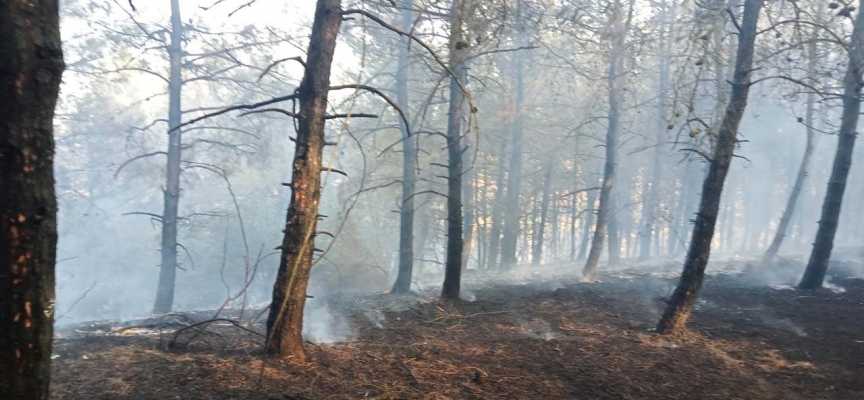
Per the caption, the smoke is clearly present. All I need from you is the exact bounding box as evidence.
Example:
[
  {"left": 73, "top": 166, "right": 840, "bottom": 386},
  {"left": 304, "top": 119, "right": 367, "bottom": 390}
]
[{"left": 302, "top": 297, "right": 353, "bottom": 344}]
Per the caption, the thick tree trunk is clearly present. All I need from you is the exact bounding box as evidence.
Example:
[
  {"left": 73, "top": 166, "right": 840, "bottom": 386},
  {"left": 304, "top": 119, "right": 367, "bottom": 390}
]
[
  {"left": 799, "top": 0, "right": 864, "bottom": 289},
  {"left": 266, "top": 0, "right": 342, "bottom": 359},
  {"left": 152, "top": 0, "right": 185, "bottom": 314},
  {"left": 0, "top": 1, "right": 64, "bottom": 398},
  {"left": 532, "top": 163, "right": 554, "bottom": 265},
  {"left": 657, "top": 0, "right": 764, "bottom": 334},
  {"left": 391, "top": 3, "right": 415, "bottom": 294},
  {"left": 441, "top": 0, "right": 467, "bottom": 300}
]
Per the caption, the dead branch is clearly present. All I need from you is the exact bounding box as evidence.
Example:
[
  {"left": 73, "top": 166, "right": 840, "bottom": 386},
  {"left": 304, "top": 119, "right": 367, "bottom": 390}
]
[
  {"left": 341, "top": 9, "right": 469, "bottom": 96},
  {"left": 238, "top": 108, "right": 299, "bottom": 119},
  {"left": 322, "top": 167, "right": 348, "bottom": 177},
  {"left": 55, "top": 281, "right": 97, "bottom": 320},
  {"left": 114, "top": 151, "right": 167, "bottom": 178},
  {"left": 169, "top": 318, "right": 265, "bottom": 348},
  {"left": 560, "top": 187, "right": 601, "bottom": 197},
  {"left": 257, "top": 56, "right": 306, "bottom": 81},
  {"left": 173, "top": 93, "right": 300, "bottom": 131},
  {"left": 329, "top": 84, "right": 410, "bottom": 135},
  {"left": 324, "top": 113, "right": 379, "bottom": 120},
  {"left": 122, "top": 211, "right": 163, "bottom": 220}
]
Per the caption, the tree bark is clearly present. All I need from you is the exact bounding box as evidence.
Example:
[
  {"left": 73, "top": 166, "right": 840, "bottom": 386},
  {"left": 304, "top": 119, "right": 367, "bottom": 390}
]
[
  {"left": 640, "top": 0, "right": 674, "bottom": 261},
  {"left": 441, "top": 0, "right": 467, "bottom": 300},
  {"left": 657, "top": 0, "right": 764, "bottom": 334},
  {"left": 266, "top": 0, "right": 342, "bottom": 359},
  {"left": 461, "top": 132, "right": 475, "bottom": 269},
  {"left": 0, "top": 1, "right": 64, "bottom": 398},
  {"left": 500, "top": 1, "right": 526, "bottom": 270},
  {"left": 577, "top": 189, "right": 597, "bottom": 261},
  {"left": 583, "top": 0, "right": 631, "bottom": 280},
  {"left": 799, "top": 0, "right": 864, "bottom": 289},
  {"left": 532, "top": 163, "right": 554, "bottom": 265},
  {"left": 761, "top": 11, "right": 821, "bottom": 265},
  {"left": 391, "top": 2, "right": 415, "bottom": 294},
  {"left": 152, "top": 0, "right": 185, "bottom": 314},
  {"left": 486, "top": 141, "right": 508, "bottom": 269},
  {"left": 606, "top": 194, "right": 621, "bottom": 266}
]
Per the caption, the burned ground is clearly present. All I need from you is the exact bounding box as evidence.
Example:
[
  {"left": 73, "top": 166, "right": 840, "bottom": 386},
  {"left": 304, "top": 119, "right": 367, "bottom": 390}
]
[{"left": 51, "top": 263, "right": 864, "bottom": 400}]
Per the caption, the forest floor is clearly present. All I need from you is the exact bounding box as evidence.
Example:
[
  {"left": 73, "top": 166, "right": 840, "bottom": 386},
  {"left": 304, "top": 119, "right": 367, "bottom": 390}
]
[{"left": 51, "top": 257, "right": 864, "bottom": 400}]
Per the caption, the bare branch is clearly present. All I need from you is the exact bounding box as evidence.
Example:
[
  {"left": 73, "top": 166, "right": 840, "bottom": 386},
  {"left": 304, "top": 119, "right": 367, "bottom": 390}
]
[
  {"left": 173, "top": 93, "right": 300, "bottom": 130},
  {"left": 114, "top": 151, "right": 167, "bottom": 178},
  {"left": 324, "top": 113, "right": 379, "bottom": 120},
  {"left": 341, "top": 9, "right": 470, "bottom": 96},
  {"left": 257, "top": 56, "right": 305, "bottom": 81},
  {"left": 322, "top": 167, "right": 348, "bottom": 177},
  {"left": 329, "top": 84, "right": 410, "bottom": 134},
  {"left": 238, "top": 108, "right": 299, "bottom": 119},
  {"left": 122, "top": 211, "right": 163, "bottom": 220}
]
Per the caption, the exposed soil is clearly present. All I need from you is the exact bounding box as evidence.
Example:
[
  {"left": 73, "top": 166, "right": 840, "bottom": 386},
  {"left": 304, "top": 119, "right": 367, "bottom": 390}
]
[{"left": 51, "top": 263, "right": 864, "bottom": 399}]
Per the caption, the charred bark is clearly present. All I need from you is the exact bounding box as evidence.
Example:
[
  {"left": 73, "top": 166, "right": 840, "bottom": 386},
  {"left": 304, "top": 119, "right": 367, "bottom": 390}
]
[
  {"left": 266, "top": 0, "right": 342, "bottom": 359},
  {"left": 657, "top": 0, "right": 764, "bottom": 334},
  {"left": 799, "top": 0, "right": 864, "bottom": 290},
  {"left": 0, "top": 1, "right": 64, "bottom": 398},
  {"left": 441, "top": 0, "right": 467, "bottom": 300}
]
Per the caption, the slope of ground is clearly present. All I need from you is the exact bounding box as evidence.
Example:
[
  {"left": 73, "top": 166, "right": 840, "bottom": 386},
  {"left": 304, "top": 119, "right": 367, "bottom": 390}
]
[{"left": 51, "top": 264, "right": 864, "bottom": 400}]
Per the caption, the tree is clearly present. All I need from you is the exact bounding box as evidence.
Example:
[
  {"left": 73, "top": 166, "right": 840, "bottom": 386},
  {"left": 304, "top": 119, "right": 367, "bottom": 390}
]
[
  {"left": 799, "top": 0, "right": 864, "bottom": 290},
  {"left": 153, "top": 0, "right": 185, "bottom": 314},
  {"left": 499, "top": 0, "right": 528, "bottom": 270},
  {"left": 583, "top": 0, "right": 634, "bottom": 281},
  {"left": 761, "top": 6, "right": 822, "bottom": 265},
  {"left": 0, "top": 0, "right": 65, "bottom": 398},
  {"left": 266, "top": 0, "right": 343, "bottom": 359},
  {"left": 441, "top": 0, "right": 468, "bottom": 300},
  {"left": 390, "top": 1, "right": 416, "bottom": 295},
  {"left": 657, "top": 0, "right": 765, "bottom": 334}
]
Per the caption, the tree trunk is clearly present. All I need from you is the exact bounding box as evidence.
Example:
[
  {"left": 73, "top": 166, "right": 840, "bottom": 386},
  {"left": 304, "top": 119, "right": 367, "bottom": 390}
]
[
  {"left": 577, "top": 189, "right": 597, "bottom": 261},
  {"left": 0, "top": 1, "right": 64, "bottom": 398},
  {"left": 461, "top": 134, "right": 475, "bottom": 269},
  {"left": 761, "top": 13, "right": 820, "bottom": 265},
  {"left": 583, "top": 0, "right": 631, "bottom": 280},
  {"left": 640, "top": 0, "right": 674, "bottom": 261},
  {"left": 500, "top": 2, "right": 526, "bottom": 270},
  {"left": 152, "top": 0, "right": 185, "bottom": 314},
  {"left": 266, "top": 0, "right": 342, "bottom": 359},
  {"left": 799, "top": 0, "right": 864, "bottom": 289},
  {"left": 441, "top": 0, "right": 467, "bottom": 300},
  {"left": 606, "top": 194, "right": 621, "bottom": 266},
  {"left": 486, "top": 141, "right": 508, "bottom": 269},
  {"left": 532, "top": 163, "right": 554, "bottom": 265},
  {"left": 391, "top": 2, "right": 415, "bottom": 294},
  {"left": 657, "top": 0, "right": 764, "bottom": 334}
]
